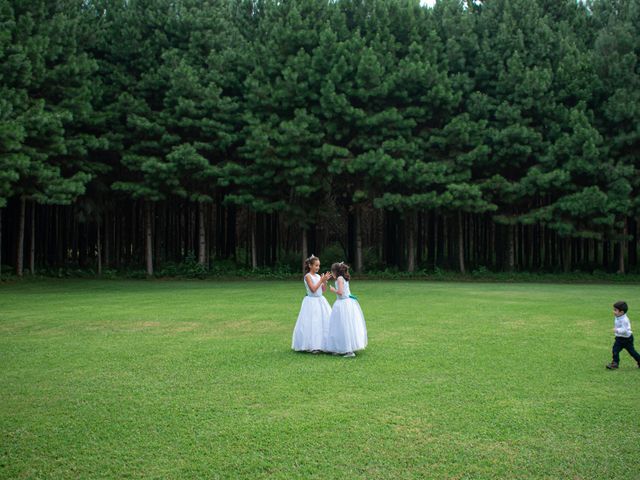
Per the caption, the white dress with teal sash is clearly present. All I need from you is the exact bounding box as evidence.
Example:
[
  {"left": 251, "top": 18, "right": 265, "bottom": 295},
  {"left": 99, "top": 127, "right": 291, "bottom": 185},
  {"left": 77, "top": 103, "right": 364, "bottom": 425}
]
[
  {"left": 326, "top": 277, "right": 368, "bottom": 353},
  {"left": 292, "top": 273, "right": 332, "bottom": 351}
]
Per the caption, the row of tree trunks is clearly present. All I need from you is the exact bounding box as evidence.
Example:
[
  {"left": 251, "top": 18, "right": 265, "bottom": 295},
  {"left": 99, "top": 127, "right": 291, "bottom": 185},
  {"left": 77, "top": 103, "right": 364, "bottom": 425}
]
[
  {"left": 1, "top": 198, "right": 638, "bottom": 275},
  {"left": 390, "top": 213, "right": 633, "bottom": 274}
]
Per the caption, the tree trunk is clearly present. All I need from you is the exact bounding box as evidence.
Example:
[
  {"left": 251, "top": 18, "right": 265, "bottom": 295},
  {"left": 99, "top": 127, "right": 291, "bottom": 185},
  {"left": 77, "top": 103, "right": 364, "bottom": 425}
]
[
  {"left": 355, "top": 208, "right": 363, "bottom": 272},
  {"left": 384, "top": 211, "right": 400, "bottom": 267},
  {"left": 78, "top": 221, "right": 87, "bottom": 268},
  {"left": 16, "top": 196, "right": 26, "bottom": 276},
  {"left": 504, "top": 224, "right": 515, "bottom": 272},
  {"left": 29, "top": 201, "right": 35, "bottom": 274},
  {"left": 251, "top": 212, "right": 257, "bottom": 270},
  {"left": 301, "top": 228, "right": 308, "bottom": 273},
  {"left": 226, "top": 204, "right": 237, "bottom": 260},
  {"left": 427, "top": 212, "right": 437, "bottom": 268},
  {"left": 208, "top": 203, "right": 215, "bottom": 266},
  {"left": 440, "top": 216, "right": 448, "bottom": 269},
  {"left": 458, "top": 211, "right": 466, "bottom": 274},
  {"left": 562, "top": 237, "right": 572, "bottom": 273},
  {"left": 435, "top": 214, "right": 442, "bottom": 268},
  {"left": 347, "top": 211, "right": 355, "bottom": 264},
  {"left": 104, "top": 211, "right": 110, "bottom": 269},
  {"left": 308, "top": 223, "right": 316, "bottom": 261},
  {"left": 198, "top": 202, "right": 206, "bottom": 266},
  {"left": 618, "top": 218, "right": 627, "bottom": 274},
  {"left": 145, "top": 201, "right": 153, "bottom": 277},
  {"left": 272, "top": 212, "right": 282, "bottom": 263},
  {"left": 115, "top": 207, "right": 121, "bottom": 267},
  {"left": 628, "top": 217, "right": 637, "bottom": 268},
  {"left": 532, "top": 225, "right": 540, "bottom": 270},
  {"left": 54, "top": 206, "right": 61, "bottom": 266},
  {"left": 0, "top": 208, "right": 3, "bottom": 278},
  {"left": 406, "top": 212, "right": 415, "bottom": 272},
  {"left": 447, "top": 216, "right": 456, "bottom": 268},
  {"left": 489, "top": 220, "right": 496, "bottom": 269},
  {"left": 154, "top": 202, "right": 164, "bottom": 266},
  {"left": 97, "top": 218, "right": 102, "bottom": 276},
  {"left": 417, "top": 212, "right": 424, "bottom": 266}
]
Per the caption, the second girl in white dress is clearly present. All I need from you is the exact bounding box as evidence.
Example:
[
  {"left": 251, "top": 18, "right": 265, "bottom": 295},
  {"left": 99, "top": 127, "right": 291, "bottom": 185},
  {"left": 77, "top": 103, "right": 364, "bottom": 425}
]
[{"left": 326, "top": 262, "right": 367, "bottom": 357}]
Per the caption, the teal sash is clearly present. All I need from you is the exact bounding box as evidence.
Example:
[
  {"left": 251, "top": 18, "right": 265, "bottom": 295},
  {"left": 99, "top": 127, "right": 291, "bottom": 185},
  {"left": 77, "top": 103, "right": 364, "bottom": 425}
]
[{"left": 349, "top": 294, "right": 358, "bottom": 301}]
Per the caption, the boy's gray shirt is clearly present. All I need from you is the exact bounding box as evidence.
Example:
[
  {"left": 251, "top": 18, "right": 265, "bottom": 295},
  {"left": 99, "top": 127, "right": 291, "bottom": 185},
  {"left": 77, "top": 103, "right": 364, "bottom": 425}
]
[{"left": 614, "top": 313, "right": 633, "bottom": 338}]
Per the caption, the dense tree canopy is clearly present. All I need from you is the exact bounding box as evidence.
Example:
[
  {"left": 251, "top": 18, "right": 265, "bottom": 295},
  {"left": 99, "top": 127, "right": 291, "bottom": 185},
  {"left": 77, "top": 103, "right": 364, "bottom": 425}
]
[{"left": 1, "top": 0, "right": 639, "bottom": 276}]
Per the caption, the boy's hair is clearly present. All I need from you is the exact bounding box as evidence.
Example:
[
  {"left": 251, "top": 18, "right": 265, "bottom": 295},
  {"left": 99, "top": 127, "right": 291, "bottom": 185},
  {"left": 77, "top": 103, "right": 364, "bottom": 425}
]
[
  {"left": 331, "top": 262, "right": 350, "bottom": 281},
  {"left": 304, "top": 254, "right": 319, "bottom": 274},
  {"left": 613, "top": 300, "right": 628, "bottom": 313}
]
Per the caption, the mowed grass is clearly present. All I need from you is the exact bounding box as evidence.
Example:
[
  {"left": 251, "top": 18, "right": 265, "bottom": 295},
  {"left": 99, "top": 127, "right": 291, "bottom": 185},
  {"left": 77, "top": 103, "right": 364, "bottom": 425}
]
[{"left": 1, "top": 279, "right": 639, "bottom": 479}]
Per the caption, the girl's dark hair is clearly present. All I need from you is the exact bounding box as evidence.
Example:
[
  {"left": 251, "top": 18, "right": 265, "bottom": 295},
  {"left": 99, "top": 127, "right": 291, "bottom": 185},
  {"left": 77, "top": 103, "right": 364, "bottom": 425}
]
[
  {"left": 331, "top": 262, "right": 350, "bottom": 281},
  {"left": 304, "top": 254, "right": 319, "bottom": 274},
  {"left": 614, "top": 300, "right": 628, "bottom": 313}
]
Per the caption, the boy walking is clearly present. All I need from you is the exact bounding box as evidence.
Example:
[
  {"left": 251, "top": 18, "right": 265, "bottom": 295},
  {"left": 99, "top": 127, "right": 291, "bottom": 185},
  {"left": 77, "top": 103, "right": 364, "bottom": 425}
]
[{"left": 606, "top": 301, "right": 640, "bottom": 370}]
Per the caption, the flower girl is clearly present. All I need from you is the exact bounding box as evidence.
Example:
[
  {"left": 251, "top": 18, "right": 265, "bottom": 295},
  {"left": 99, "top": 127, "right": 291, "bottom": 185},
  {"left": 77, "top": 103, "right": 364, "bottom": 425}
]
[
  {"left": 291, "top": 255, "right": 332, "bottom": 352},
  {"left": 326, "top": 262, "right": 367, "bottom": 357}
]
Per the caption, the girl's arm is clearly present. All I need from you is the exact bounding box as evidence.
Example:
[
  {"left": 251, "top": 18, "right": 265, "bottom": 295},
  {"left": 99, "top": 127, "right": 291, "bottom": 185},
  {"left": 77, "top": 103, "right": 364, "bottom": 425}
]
[
  {"left": 305, "top": 273, "right": 328, "bottom": 293},
  {"left": 330, "top": 276, "right": 345, "bottom": 295}
]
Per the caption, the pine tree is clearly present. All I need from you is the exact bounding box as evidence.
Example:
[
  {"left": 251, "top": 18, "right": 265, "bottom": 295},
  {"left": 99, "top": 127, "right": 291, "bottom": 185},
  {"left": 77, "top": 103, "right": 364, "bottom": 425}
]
[
  {"left": 591, "top": 0, "right": 640, "bottom": 272},
  {"left": 470, "top": 0, "right": 557, "bottom": 271},
  {"left": 161, "top": 0, "right": 244, "bottom": 266},
  {"left": 1, "top": 1, "right": 94, "bottom": 275},
  {"left": 223, "top": 0, "right": 333, "bottom": 269}
]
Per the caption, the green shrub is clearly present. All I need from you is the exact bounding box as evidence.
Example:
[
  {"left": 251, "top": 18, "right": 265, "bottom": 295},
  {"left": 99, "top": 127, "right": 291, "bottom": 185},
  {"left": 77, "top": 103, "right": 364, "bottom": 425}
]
[{"left": 319, "top": 242, "right": 346, "bottom": 268}]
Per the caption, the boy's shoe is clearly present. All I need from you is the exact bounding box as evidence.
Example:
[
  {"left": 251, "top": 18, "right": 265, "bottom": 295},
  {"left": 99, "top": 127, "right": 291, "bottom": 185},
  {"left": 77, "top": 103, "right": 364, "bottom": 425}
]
[
  {"left": 606, "top": 362, "right": 619, "bottom": 369},
  {"left": 343, "top": 352, "right": 356, "bottom": 358}
]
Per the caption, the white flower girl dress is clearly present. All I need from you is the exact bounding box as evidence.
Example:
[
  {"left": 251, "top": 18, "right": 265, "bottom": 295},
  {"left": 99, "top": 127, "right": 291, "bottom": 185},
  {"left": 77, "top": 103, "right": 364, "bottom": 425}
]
[
  {"left": 326, "top": 276, "right": 367, "bottom": 355},
  {"left": 291, "top": 273, "right": 332, "bottom": 351}
]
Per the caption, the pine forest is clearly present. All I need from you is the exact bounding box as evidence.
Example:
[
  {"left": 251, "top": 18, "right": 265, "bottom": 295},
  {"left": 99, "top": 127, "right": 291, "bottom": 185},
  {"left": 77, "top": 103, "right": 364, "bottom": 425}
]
[{"left": 1, "top": 0, "right": 640, "bottom": 276}]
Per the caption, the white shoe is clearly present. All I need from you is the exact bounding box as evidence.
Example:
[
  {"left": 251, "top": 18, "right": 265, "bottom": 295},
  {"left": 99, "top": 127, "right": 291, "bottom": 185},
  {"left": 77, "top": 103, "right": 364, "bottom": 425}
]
[{"left": 343, "top": 352, "right": 355, "bottom": 358}]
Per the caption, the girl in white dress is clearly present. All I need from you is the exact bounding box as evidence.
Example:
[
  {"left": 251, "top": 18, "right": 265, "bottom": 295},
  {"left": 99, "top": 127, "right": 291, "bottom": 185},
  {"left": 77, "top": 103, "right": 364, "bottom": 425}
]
[
  {"left": 326, "top": 262, "right": 367, "bottom": 357},
  {"left": 291, "top": 255, "right": 332, "bottom": 352}
]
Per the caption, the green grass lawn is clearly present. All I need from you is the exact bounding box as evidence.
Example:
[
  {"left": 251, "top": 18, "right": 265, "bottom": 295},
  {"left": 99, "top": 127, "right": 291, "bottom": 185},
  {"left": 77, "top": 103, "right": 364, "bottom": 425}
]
[{"left": 1, "top": 279, "right": 639, "bottom": 479}]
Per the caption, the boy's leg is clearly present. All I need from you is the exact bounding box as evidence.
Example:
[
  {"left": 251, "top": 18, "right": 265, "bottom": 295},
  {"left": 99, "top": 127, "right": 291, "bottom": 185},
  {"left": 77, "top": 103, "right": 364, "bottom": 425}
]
[
  {"left": 621, "top": 335, "right": 640, "bottom": 364},
  {"left": 612, "top": 337, "right": 624, "bottom": 365}
]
